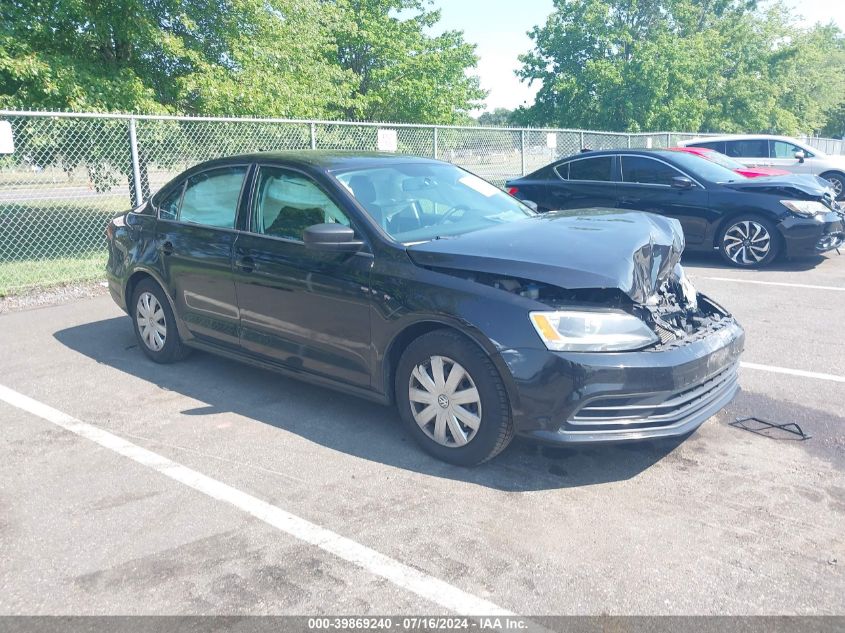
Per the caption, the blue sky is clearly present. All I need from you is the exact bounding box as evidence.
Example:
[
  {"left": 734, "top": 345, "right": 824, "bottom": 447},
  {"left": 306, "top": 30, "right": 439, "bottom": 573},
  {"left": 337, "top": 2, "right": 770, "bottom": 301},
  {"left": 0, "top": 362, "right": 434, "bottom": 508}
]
[{"left": 432, "top": 0, "right": 845, "bottom": 113}]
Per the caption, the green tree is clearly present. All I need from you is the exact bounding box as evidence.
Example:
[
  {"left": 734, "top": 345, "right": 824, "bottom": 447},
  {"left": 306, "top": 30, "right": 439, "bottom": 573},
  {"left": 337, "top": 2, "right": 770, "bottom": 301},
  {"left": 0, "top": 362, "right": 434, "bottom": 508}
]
[
  {"left": 477, "top": 108, "right": 516, "bottom": 127},
  {"left": 516, "top": 0, "right": 845, "bottom": 134},
  {"left": 328, "top": 0, "right": 487, "bottom": 124}
]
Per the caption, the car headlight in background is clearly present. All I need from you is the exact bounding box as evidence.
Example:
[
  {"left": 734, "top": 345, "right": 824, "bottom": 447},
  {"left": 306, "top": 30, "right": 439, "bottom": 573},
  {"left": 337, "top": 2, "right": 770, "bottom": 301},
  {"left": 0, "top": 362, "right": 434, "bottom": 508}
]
[
  {"left": 780, "top": 200, "right": 828, "bottom": 217},
  {"left": 529, "top": 311, "right": 659, "bottom": 352}
]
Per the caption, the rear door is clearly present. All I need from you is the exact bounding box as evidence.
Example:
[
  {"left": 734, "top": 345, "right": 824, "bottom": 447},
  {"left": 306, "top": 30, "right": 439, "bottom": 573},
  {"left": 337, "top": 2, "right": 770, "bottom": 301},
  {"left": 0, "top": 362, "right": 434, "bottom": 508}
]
[
  {"left": 615, "top": 155, "right": 712, "bottom": 246},
  {"left": 233, "top": 164, "right": 372, "bottom": 387},
  {"left": 155, "top": 164, "right": 248, "bottom": 347},
  {"left": 546, "top": 155, "right": 617, "bottom": 210}
]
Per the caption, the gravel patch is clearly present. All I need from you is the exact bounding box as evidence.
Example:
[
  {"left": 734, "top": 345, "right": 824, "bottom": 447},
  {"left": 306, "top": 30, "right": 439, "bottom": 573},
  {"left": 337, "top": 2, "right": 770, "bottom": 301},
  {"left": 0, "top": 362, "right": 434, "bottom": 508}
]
[{"left": 0, "top": 281, "right": 110, "bottom": 314}]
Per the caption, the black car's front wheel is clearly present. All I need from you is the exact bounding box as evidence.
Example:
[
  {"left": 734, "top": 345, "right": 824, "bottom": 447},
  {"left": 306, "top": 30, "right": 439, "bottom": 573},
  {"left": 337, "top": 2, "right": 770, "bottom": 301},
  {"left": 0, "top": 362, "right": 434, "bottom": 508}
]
[
  {"left": 717, "top": 215, "right": 779, "bottom": 268},
  {"left": 395, "top": 330, "right": 514, "bottom": 466},
  {"left": 131, "top": 279, "right": 190, "bottom": 363}
]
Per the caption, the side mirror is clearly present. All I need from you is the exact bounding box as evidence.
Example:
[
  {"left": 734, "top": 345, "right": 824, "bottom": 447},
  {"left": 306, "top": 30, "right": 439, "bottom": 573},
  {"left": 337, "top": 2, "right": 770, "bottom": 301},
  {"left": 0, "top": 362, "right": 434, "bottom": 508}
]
[
  {"left": 794, "top": 150, "right": 806, "bottom": 163},
  {"left": 671, "top": 176, "right": 694, "bottom": 190},
  {"left": 522, "top": 200, "right": 539, "bottom": 212},
  {"left": 303, "top": 223, "right": 364, "bottom": 253}
]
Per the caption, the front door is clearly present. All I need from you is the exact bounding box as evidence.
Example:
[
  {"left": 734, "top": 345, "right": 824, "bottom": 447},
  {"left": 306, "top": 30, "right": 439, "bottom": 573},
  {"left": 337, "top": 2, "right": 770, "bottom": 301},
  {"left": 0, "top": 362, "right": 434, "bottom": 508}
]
[
  {"left": 768, "top": 140, "right": 816, "bottom": 175},
  {"left": 616, "top": 155, "right": 712, "bottom": 245},
  {"left": 155, "top": 164, "right": 248, "bottom": 347},
  {"left": 233, "top": 165, "right": 372, "bottom": 387}
]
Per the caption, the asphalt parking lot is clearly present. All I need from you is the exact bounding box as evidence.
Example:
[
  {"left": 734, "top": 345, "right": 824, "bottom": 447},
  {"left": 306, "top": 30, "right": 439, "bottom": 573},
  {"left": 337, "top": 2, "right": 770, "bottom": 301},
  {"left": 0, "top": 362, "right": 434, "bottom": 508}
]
[{"left": 1, "top": 251, "right": 844, "bottom": 617}]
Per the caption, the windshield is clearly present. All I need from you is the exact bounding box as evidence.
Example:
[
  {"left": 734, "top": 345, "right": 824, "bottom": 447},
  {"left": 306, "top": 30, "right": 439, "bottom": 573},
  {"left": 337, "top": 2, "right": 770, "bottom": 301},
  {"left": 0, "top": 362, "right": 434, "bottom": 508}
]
[
  {"left": 333, "top": 163, "right": 535, "bottom": 243},
  {"left": 662, "top": 151, "right": 748, "bottom": 183},
  {"left": 689, "top": 149, "right": 744, "bottom": 170}
]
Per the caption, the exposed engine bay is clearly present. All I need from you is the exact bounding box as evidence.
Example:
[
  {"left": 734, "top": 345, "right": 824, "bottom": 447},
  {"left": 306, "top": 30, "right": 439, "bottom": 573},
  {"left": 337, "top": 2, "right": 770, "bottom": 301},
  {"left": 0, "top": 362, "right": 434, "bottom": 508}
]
[{"left": 430, "top": 264, "right": 732, "bottom": 350}]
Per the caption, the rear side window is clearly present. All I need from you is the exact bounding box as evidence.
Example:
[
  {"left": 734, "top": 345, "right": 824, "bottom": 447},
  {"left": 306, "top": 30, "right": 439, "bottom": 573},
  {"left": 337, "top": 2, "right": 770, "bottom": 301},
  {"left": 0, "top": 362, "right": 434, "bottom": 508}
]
[
  {"left": 621, "top": 156, "right": 681, "bottom": 186},
  {"left": 724, "top": 139, "right": 769, "bottom": 158},
  {"left": 178, "top": 166, "right": 247, "bottom": 228},
  {"left": 688, "top": 141, "right": 725, "bottom": 153},
  {"left": 567, "top": 157, "right": 612, "bottom": 181},
  {"left": 156, "top": 185, "right": 184, "bottom": 221}
]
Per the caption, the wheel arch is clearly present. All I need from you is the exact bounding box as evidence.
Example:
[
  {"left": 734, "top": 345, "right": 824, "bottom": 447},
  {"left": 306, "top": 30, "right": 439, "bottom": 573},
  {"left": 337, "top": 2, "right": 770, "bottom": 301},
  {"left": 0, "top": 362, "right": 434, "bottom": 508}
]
[
  {"left": 125, "top": 268, "right": 193, "bottom": 341},
  {"left": 381, "top": 319, "right": 520, "bottom": 410}
]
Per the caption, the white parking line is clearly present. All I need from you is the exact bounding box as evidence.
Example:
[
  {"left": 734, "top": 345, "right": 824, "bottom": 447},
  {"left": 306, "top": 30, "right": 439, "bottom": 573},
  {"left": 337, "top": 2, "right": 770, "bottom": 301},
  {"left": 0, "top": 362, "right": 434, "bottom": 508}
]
[
  {"left": 740, "top": 362, "right": 845, "bottom": 383},
  {"left": 0, "top": 383, "right": 512, "bottom": 616},
  {"left": 702, "top": 277, "right": 845, "bottom": 292}
]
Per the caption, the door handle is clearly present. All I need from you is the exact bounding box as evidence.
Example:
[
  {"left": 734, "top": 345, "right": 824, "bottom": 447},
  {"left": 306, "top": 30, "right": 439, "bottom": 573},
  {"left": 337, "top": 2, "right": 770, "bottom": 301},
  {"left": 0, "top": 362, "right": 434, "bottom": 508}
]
[
  {"left": 618, "top": 197, "right": 638, "bottom": 205},
  {"left": 236, "top": 256, "right": 255, "bottom": 273},
  {"left": 160, "top": 241, "right": 173, "bottom": 255}
]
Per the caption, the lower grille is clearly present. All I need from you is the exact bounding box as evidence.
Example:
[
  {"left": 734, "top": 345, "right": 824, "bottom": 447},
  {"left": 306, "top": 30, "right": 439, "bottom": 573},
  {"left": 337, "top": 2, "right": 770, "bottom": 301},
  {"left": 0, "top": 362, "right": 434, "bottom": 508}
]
[{"left": 568, "top": 363, "right": 739, "bottom": 431}]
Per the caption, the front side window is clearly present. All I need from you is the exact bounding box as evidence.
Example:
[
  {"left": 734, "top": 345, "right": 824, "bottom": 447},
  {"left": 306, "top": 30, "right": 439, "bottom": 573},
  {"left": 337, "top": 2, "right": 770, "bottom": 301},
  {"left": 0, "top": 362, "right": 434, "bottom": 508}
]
[
  {"left": 178, "top": 166, "right": 247, "bottom": 228},
  {"left": 724, "top": 139, "right": 769, "bottom": 158},
  {"left": 621, "top": 156, "right": 682, "bottom": 186},
  {"left": 771, "top": 140, "right": 811, "bottom": 159},
  {"left": 334, "top": 162, "right": 533, "bottom": 243},
  {"left": 567, "top": 157, "right": 613, "bottom": 181},
  {"left": 253, "top": 167, "right": 350, "bottom": 241}
]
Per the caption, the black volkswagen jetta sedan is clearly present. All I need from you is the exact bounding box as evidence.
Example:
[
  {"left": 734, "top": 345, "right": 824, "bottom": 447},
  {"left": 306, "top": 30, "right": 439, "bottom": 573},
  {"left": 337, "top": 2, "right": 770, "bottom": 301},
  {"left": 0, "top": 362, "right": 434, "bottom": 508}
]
[
  {"left": 506, "top": 149, "right": 845, "bottom": 267},
  {"left": 107, "top": 152, "right": 744, "bottom": 466}
]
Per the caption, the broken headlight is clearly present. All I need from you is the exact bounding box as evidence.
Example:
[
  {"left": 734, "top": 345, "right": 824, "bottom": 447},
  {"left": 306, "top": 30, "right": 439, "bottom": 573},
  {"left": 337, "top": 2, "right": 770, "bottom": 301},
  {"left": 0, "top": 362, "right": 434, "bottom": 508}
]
[
  {"left": 780, "top": 200, "right": 828, "bottom": 217},
  {"left": 529, "top": 310, "right": 659, "bottom": 352}
]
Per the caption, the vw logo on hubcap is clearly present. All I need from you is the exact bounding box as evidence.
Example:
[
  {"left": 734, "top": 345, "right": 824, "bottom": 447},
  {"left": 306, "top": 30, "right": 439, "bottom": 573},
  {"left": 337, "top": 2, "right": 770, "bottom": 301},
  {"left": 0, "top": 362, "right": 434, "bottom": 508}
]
[{"left": 437, "top": 394, "right": 450, "bottom": 409}]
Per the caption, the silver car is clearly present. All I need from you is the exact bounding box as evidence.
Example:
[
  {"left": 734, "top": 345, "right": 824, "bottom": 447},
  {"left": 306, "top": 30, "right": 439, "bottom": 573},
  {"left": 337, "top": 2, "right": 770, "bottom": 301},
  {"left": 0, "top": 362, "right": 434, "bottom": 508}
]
[{"left": 680, "top": 134, "right": 845, "bottom": 199}]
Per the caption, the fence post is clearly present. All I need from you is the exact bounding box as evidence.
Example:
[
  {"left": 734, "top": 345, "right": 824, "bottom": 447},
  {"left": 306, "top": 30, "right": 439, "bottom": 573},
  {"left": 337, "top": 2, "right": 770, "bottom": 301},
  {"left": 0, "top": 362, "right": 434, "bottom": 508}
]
[
  {"left": 128, "top": 117, "right": 143, "bottom": 207},
  {"left": 520, "top": 130, "right": 526, "bottom": 176},
  {"left": 310, "top": 122, "right": 317, "bottom": 150},
  {"left": 580, "top": 130, "right": 585, "bottom": 150},
  {"left": 627, "top": 134, "right": 631, "bottom": 148},
  {"left": 433, "top": 127, "right": 439, "bottom": 159}
]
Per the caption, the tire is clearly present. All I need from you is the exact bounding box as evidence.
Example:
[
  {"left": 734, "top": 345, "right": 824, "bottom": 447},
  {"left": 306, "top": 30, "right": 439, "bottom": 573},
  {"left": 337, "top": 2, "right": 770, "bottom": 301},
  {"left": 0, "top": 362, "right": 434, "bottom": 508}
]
[
  {"left": 717, "top": 215, "right": 780, "bottom": 268},
  {"left": 130, "top": 279, "right": 190, "bottom": 363},
  {"left": 821, "top": 172, "right": 845, "bottom": 200},
  {"left": 395, "top": 330, "right": 514, "bottom": 466}
]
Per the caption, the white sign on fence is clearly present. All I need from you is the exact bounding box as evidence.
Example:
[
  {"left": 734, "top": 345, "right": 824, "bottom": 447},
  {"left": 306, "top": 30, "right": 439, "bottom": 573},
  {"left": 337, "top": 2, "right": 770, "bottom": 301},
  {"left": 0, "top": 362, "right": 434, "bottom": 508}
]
[
  {"left": 0, "top": 121, "right": 14, "bottom": 154},
  {"left": 377, "top": 129, "right": 398, "bottom": 152},
  {"left": 546, "top": 133, "right": 557, "bottom": 149}
]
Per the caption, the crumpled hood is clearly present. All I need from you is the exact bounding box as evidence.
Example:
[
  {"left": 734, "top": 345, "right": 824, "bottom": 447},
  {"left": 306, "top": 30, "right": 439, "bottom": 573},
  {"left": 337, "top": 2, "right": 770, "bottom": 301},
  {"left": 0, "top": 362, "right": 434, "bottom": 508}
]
[
  {"left": 724, "top": 174, "right": 832, "bottom": 198},
  {"left": 406, "top": 209, "right": 685, "bottom": 305}
]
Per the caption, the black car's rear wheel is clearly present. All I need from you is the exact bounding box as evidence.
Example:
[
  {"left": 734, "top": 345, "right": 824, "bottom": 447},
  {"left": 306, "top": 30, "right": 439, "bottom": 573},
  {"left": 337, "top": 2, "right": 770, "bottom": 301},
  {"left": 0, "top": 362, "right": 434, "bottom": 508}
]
[
  {"left": 131, "top": 279, "right": 189, "bottom": 363},
  {"left": 717, "top": 215, "right": 779, "bottom": 268},
  {"left": 395, "top": 330, "right": 513, "bottom": 466}
]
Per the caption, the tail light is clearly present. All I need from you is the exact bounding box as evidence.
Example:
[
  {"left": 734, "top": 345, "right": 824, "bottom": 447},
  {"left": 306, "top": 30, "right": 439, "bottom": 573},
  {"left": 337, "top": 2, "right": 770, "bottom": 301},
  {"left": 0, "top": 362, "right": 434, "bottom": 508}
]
[{"left": 507, "top": 187, "right": 519, "bottom": 196}]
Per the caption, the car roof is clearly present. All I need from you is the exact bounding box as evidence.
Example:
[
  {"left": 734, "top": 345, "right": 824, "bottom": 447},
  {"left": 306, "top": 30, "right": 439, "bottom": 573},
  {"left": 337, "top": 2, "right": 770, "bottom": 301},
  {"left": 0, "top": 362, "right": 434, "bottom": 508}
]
[
  {"left": 559, "top": 149, "right": 682, "bottom": 159},
  {"left": 189, "top": 150, "right": 444, "bottom": 172},
  {"left": 680, "top": 134, "right": 804, "bottom": 145}
]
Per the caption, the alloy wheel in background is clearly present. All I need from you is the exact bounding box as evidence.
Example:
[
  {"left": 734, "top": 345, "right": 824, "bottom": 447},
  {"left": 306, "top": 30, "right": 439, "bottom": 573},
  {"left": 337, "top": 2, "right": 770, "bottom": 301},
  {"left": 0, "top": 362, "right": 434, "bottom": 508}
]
[
  {"left": 823, "top": 173, "right": 845, "bottom": 200},
  {"left": 720, "top": 219, "right": 774, "bottom": 267},
  {"left": 408, "top": 355, "right": 482, "bottom": 448},
  {"left": 136, "top": 291, "right": 167, "bottom": 352}
]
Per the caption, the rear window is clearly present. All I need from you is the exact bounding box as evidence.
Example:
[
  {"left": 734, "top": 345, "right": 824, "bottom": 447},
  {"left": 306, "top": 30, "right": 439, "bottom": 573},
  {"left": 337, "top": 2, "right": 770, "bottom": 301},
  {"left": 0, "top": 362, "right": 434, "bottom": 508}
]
[
  {"left": 688, "top": 141, "right": 726, "bottom": 153},
  {"left": 724, "top": 139, "right": 769, "bottom": 158},
  {"left": 567, "top": 156, "right": 613, "bottom": 182}
]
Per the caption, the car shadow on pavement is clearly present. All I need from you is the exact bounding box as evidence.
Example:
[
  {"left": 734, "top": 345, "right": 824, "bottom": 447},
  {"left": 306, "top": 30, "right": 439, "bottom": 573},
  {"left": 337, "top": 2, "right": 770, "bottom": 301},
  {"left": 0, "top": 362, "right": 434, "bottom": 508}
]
[
  {"left": 55, "top": 316, "right": 688, "bottom": 492},
  {"left": 681, "top": 251, "right": 829, "bottom": 272}
]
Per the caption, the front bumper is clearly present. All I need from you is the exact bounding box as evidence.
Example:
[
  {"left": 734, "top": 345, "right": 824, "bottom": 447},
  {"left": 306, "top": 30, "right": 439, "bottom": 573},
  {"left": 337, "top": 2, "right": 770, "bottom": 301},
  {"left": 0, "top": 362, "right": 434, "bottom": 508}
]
[
  {"left": 779, "top": 211, "right": 845, "bottom": 257},
  {"left": 500, "top": 319, "right": 745, "bottom": 444}
]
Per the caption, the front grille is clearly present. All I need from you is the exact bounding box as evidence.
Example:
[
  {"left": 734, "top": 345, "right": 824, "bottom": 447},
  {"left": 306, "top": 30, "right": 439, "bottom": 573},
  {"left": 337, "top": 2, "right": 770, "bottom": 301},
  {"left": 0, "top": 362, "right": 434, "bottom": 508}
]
[{"left": 568, "top": 363, "right": 739, "bottom": 431}]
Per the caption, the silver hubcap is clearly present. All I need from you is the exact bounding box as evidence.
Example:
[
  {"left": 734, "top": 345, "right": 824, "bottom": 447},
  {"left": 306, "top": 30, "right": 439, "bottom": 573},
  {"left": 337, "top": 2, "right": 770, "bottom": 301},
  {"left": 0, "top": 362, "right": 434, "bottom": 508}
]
[
  {"left": 723, "top": 220, "right": 771, "bottom": 265},
  {"left": 136, "top": 292, "right": 167, "bottom": 351},
  {"left": 826, "top": 176, "right": 843, "bottom": 197},
  {"left": 408, "top": 355, "right": 482, "bottom": 448}
]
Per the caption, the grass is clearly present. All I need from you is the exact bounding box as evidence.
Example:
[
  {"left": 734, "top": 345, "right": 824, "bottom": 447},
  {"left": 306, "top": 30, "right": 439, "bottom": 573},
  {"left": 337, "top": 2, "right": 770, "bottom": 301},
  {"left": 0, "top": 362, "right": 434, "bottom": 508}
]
[{"left": 0, "top": 197, "right": 122, "bottom": 296}]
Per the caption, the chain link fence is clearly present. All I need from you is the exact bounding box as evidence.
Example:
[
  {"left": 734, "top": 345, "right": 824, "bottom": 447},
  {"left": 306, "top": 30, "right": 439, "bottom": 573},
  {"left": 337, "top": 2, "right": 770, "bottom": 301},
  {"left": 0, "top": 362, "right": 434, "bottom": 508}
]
[{"left": 1, "top": 110, "right": 843, "bottom": 296}]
